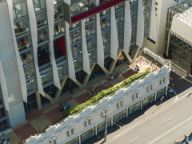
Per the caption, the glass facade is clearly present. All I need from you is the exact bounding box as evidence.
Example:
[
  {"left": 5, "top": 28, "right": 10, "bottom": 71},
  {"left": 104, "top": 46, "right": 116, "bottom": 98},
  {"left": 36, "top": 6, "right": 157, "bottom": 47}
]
[
  {"left": 165, "top": 1, "right": 192, "bottom": 74},
  {"left": 142, "top": 93, "right": 155, "bottom": 108},
  {"left": 128, "top": 101, "right": 141, "bottom": 116},
  {"left": 169, "top": 33, "right": 192, "bottom": 74},
  {"left": 97, "top": 118, "right": 111, "bottom": 134},
  {"left": 156, "top": 87, "right": 166, "bottom": 100},
  {"left": 113, "top": 110, "right": 126, "bottom": 123},
  {"left": 81, "top": 127, "right": 95, "bottom": 143},
  {"left": 10, "top": 0, "right": 154, "bottom": 116},
  {"left": 65, "top": 137, "right": 79, "bottom": 144}
]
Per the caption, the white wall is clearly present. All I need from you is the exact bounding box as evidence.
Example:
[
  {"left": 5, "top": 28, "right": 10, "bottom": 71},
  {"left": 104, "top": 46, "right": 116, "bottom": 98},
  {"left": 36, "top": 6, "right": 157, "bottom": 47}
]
[
  {"left": 26, "top": 49, "right": 171, "bottom": 144},
  {"left": 147, "top": 0, "right": 183, "bottom": 54}
]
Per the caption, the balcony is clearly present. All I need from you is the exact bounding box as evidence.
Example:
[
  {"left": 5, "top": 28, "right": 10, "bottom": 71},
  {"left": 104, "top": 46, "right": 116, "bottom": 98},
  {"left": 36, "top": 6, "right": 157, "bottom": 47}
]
[
  {"left": 26, "top": 77, "right": 36, "bottom": 93},
  {"left": 38, "top": 28, "right": 49, "bottom": 44},
  {"left": 14, "top": 24, "right": 29, "bottom": 37},
  {"left": 17, "top": 37, "right": 31, "bottom": 50},
  {"left": 38, "top": 46, "right": 50, "bottom": 67},
  {"left": 71, "top": 0, "right": 124, "bottom": 23},
  {"left": 20, "top": 51, "right": 33, "bottom": 66},
  {"left": 41, "top": 70, "right": 53, "bottom": 86}
]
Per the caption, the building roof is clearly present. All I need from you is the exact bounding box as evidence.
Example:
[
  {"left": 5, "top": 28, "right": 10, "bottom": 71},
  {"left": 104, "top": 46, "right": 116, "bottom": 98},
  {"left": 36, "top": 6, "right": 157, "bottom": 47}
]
[
  {"left": 171, "top": 7, "right": 192, "bottom": 45},
  {"left": 169, "top": 0, "right": 192, "bottom": 13},
  {"left": 177, "top": 7, "right": 192, "bottom": 27}
]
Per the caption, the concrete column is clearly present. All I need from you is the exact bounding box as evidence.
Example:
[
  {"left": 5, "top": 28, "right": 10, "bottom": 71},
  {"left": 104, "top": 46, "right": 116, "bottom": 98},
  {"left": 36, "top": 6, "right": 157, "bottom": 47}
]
[
  {"left": 135, "top": 0, "right": 145, "bottom": 58},
  {"left": 96, "top": 13, "right": 105, "bottom": 68},
  {"left": 165, "top": 86, "right": 168, "bottom": 96},
  {"left": 36, "top": 92, "right": 42, "bottom": 110},
  {"left": 140, "top": 100, "right": 143, "bottom": 110},
  {"left": 95, "top": 125, "right": 98, "bottom": 135},
  {"left": 165, "top": 31, "right": 171, "bottom": 57},
  {"left": 125, "top": 108, "right": 128, "bottom": 118},
  {"left": 155, "top": 92, "right": 157, "bottom": 101},
  {"left": 81, "top": 20, "right": 91, "bottom": 75},
  {"left": 111, "top": 116, "right": 113, "bottom": 126},
  {"left": 110, "top": 7, "right": 118, "bottom": 60},
  {"left": 124, "top": 0, "right": 132, "bottom": 54},
  {"left": 27, "top": 0, "right": 45, "bottom": 96},
  {"left": 78, "top": 135, "right": 81, "bottom": 144},
  {"left": 65, "top": 22, "right": 77, "bottom": 82},
  {"left": 46, "top": 0, "right": 61, "bottom": 89}
]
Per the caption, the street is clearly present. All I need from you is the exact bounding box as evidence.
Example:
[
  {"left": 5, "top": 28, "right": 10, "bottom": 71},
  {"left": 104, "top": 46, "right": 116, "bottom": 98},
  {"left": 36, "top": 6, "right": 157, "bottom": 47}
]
[{"left": 95, "top": 88, "right": 192, "bottom": 144}]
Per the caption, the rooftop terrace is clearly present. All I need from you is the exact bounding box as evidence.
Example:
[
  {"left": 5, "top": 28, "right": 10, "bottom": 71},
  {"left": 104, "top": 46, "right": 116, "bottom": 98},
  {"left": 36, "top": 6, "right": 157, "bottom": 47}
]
[{"left": 6, "top": 48, "right": 169, "bottom": 143}]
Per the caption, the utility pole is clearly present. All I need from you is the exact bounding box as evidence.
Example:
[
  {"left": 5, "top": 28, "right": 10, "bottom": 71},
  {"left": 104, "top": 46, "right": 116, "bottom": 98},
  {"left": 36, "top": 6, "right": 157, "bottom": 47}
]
[{"left": 104, "top": 110, "right": 108, "bottom": 142}]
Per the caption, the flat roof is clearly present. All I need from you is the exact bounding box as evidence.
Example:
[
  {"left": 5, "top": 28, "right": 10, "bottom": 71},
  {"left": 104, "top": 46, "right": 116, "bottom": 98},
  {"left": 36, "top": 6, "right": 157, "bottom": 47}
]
[{"left": 169, "top": 0, "right": 192, "bottom": 13}]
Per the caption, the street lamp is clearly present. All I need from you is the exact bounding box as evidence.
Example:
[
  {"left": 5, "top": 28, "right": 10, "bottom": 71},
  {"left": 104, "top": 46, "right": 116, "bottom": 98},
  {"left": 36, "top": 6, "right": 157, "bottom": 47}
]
[{"left": 104, "top": 110, "right": 108, "bottom": 142}]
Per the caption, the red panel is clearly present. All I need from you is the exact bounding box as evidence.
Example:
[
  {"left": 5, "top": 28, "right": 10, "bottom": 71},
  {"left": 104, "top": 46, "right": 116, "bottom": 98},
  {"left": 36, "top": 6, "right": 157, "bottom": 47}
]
[
  {"left": 71, "top": 0, "right": 124, "bottom": 23},
  {"left": 54, "top": 37, "right": 66, "bottom": 56}
]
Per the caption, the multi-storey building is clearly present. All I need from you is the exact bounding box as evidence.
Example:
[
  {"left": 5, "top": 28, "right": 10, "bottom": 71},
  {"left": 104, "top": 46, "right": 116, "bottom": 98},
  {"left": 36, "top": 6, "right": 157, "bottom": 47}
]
[
  {"left": 144, "top": 0, "right": 185, "bottom": 55},
  {"left": 165, "top": 0, "right": 192, "bottom": 75},
  {"left": 25, "top": 48, "right": 171, "bottom": 144},
  {"left": 0, "top": 0, "right": 154, "bottom": 129}
]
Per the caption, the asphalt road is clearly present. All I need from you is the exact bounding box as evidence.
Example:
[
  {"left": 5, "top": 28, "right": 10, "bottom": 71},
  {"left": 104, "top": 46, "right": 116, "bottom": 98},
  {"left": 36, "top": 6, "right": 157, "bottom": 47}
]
[{"left": 95, "top": 89, "right": 192, "bottom": 144}]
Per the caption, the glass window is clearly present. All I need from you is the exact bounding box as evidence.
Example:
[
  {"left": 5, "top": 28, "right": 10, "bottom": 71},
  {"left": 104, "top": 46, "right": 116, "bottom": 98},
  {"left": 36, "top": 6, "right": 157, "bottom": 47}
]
[
  {"left": 36, "top": 12, "right": 47, "bottom": 27},
  {"left": 14, "top": 19, "right": 29, "bottom": 36},
  {"left": 66, "top": 131, "right": 70, "bottom": 137},
  {"left": 84, "top": 121, "right": 87, "bottom": 127},
  {"left": 13, "top": 1, "right": 27, "bottom": 19},
  {"left": 17, "top": 35, "right": 31, "bottom": 50},
  {"left": 20, "top": 50, "right": 33, "bottom": 65},
  {"left": 24, "top": 64, "right": 34, "bottom": 79},
  {"left": 38, "top": 28, "right": 49, "bottom": 43},
  {"left": 54, "top": 21, "right": 65, "bottom": 36},
  {"left": 34, "top": 0, "right": 46, "bottom": 11}
]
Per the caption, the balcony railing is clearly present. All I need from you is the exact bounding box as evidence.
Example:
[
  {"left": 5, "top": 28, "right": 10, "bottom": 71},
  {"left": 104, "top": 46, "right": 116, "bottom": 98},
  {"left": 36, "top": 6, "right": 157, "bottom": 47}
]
[{"left": 71, "top": 0, "right": 124, "bottom": 23}]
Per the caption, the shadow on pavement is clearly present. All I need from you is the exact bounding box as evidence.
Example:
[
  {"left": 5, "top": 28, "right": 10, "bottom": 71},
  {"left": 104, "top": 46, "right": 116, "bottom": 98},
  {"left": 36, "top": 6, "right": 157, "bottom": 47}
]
[{"left": 170, "top": 72, "right": 192, "bottom": 94}]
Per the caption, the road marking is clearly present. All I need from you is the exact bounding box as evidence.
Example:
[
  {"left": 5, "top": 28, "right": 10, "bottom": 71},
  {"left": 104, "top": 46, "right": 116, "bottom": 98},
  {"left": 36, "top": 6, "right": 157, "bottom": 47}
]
[
  {"left": 129, "top": 136, "right": 141, "bottom": 144},
  {"left": 100, "top": 90, "right": 192, "bottom": 144},
  {"left": 147, "top": 116, "right": 192, "bottom": 144},
  {"left": 166, "top": 115, "right": 175, "bottom": 121}
]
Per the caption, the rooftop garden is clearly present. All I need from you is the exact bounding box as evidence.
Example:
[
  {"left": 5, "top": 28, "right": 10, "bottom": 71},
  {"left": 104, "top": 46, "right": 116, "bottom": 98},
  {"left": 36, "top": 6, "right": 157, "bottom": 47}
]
[{"left": 64, "top": 68, "right": 150, "bottom": 116}]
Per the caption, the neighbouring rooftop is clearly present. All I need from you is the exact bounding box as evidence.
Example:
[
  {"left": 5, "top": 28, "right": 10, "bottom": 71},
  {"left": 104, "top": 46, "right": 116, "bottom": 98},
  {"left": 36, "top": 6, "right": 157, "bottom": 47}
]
[{"left": 169, "top": 0, "right": 192, "bottom": 13}]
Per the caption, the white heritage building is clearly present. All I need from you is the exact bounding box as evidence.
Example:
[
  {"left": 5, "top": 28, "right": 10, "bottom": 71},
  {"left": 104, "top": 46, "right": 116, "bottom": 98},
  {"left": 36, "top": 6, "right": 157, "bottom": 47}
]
[{"left": 26, "top": 48, "right": 171, "bottom": 144}]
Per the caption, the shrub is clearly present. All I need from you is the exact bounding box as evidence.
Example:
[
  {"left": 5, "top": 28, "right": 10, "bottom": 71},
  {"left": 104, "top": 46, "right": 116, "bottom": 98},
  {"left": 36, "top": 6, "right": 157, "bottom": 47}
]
[{"left": 68, "top": 69, "right": 150, "bottom": 115}]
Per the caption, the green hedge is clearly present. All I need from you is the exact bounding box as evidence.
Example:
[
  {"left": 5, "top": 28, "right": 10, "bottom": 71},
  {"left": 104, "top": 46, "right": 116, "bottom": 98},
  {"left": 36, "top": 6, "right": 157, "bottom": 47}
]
[{"left": 68, "top": 69, "right": 150, "bottom": 115}]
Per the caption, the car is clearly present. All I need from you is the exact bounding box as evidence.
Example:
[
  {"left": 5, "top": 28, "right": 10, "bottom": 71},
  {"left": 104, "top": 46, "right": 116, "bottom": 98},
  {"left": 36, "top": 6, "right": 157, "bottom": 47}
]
[{"left": 63, "top": 102, "right": 73, "bottom": 111}]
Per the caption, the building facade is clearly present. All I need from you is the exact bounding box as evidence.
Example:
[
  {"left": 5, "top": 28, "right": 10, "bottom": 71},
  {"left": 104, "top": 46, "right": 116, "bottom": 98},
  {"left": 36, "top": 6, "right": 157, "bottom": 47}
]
[
  {"left": 144, "top": 0, "right": 185, "bottom": 55},
  {"left": 26, "top": 48, "right": 171, "bottom": 144},
  {"left": 0, "top": 0, "right": 154, "bottom": 128},
  {"left": 165, "top": 0, "right": 192, "bottom": 75}
]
